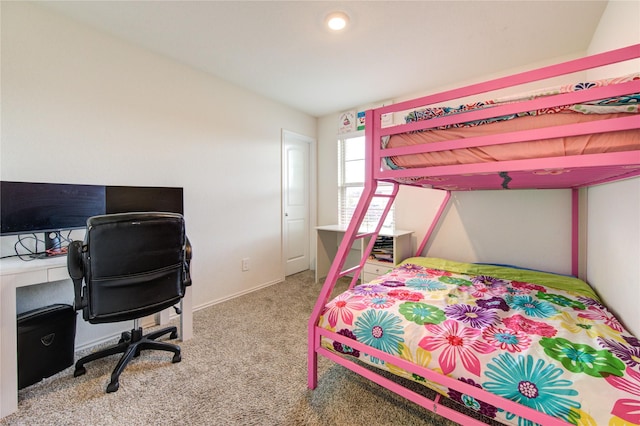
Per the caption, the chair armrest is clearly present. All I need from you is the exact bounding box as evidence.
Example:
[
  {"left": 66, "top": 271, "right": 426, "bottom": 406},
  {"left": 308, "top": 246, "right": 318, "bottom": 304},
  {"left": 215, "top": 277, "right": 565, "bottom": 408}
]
[
  {"left": 67, "top": 240, "right": 86, "bottom": 309},
  {"left": 67, "top": 241, "right": 84, "bottom": 279},
  {"left": 184, "top": 237, "right": 192, "bottom": 287}
]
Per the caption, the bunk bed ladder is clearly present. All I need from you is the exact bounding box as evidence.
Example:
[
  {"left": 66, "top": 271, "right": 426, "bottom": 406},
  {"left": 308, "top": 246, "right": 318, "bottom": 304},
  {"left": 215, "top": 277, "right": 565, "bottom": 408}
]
[
  {"left": 308, "top": 180, "right": 399, "bottom": 389},
  {"left": 334, "top": 181, "right": 400, "bottom": 289}
]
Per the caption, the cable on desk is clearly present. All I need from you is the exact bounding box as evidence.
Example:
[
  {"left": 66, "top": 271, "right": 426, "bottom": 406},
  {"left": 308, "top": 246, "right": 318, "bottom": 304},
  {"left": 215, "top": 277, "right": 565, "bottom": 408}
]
[{"left": 1, "top": 231, "right": 74, "bottom": 261}]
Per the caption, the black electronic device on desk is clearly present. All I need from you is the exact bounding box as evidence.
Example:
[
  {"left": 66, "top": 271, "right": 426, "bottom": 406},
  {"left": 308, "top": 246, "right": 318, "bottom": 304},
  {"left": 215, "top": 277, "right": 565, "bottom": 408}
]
[
  {"left": 0, "top": 181, "right": 106, "bottom": 257},
  {"left": 0, "top": 181, "right": 184, "bottom": 259}
]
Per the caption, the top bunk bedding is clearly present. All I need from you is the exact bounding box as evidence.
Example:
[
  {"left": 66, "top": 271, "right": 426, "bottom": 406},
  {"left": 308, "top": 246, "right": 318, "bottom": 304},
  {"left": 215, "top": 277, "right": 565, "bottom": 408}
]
[
  {"left": 384, "top": 74, "right": 639, "bottom": 167},
  {"left": 370, "top": 45, "right": 640, "bottom": 190}
]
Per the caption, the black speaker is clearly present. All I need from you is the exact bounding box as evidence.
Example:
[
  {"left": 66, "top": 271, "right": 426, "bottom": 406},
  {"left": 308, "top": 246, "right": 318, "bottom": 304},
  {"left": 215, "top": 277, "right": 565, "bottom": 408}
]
[
  {"left": 17, "top": 304, "right": 76, "bottom": 389},
  {"left": 44, "top": 231, "right": 66, "bottom": 256}
]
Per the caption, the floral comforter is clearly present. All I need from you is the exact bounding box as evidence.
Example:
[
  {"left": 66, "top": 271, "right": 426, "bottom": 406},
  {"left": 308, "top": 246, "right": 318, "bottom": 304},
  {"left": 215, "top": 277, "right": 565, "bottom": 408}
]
[
  {"left": 403, "top": 73, "right": 640, "bottom": 128},
  {"left": 319, "top": 257, "right": 640, "bottom": 425}
]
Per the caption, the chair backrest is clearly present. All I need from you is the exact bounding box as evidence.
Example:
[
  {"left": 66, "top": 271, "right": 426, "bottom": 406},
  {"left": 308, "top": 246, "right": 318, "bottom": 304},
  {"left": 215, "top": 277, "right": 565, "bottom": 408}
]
[{"left": 71, "top": 212, "right": 190, "bottom": 324}]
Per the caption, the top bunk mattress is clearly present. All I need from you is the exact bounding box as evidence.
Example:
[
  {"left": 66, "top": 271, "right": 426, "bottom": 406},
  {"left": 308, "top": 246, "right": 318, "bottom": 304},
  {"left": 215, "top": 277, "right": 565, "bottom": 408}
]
[
  {"left": 380, "top": 74, "right": 640, "bottom": 189},
  {"left": 385, "top": 111, "right": 638, "bottom": 168}
]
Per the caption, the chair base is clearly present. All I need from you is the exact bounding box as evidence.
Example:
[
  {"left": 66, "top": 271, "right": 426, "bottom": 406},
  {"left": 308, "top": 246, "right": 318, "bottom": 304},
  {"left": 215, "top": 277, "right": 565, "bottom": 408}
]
[{"left": 74, "top": 326, "right": 181, "bottom": 393}]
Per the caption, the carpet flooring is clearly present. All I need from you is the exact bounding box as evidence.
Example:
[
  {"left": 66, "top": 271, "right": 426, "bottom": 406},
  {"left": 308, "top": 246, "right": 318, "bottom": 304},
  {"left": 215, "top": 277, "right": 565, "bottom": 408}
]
[{"left": 0, "top": 270, "right": 481, "bottom": 426}]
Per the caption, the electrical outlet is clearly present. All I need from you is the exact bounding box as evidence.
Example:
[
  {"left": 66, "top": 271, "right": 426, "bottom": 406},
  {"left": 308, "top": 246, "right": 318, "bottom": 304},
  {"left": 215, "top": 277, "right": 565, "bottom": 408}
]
[{"left": 242, "top": 257, "right": 250, "bottom": 271}]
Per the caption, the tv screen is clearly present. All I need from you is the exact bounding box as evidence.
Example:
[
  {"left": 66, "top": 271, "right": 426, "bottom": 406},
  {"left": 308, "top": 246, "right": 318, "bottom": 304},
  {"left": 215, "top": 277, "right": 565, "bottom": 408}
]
[
  {"left": 1, "top": 181, "right": 106, "bottom": 235},
  {"left": 106, "top": 186, "right": 183, "bottom": 215}
]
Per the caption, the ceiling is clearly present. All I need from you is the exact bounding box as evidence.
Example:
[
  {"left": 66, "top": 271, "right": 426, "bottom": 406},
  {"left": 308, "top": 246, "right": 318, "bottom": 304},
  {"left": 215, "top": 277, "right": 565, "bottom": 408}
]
[{"left": 40, "top": 1, "right": 609, "bottom": 117}]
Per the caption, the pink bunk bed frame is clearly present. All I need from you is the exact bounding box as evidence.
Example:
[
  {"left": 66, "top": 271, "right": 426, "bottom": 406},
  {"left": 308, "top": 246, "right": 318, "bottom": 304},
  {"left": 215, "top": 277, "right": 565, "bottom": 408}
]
[{"left": 308, "top": 44, "right": 640, "bottom": 426}]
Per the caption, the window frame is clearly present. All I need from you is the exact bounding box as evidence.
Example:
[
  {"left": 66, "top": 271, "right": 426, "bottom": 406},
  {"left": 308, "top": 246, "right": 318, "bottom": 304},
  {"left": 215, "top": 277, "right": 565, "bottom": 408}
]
[{"left": 338, "top": 133, "right": 394, "bottom": 231}]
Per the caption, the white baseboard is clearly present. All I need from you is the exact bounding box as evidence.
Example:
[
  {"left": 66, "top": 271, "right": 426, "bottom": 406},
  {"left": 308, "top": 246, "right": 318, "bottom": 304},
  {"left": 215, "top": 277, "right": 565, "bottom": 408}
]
[{"left": 193, "top": 277, "right": 283, "bottom": 313}]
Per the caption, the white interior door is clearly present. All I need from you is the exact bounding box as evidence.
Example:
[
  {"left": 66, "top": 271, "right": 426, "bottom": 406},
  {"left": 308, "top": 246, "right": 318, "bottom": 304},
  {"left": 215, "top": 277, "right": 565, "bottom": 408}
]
[{"left": 283, "top": 130, "right": 311, "bottom": 276}]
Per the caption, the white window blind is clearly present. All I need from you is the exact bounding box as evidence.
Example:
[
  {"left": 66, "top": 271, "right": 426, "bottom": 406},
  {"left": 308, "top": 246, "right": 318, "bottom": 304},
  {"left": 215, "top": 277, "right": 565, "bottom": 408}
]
[{"left": 338, "top": 135, "right": 394, "bottom": 231}]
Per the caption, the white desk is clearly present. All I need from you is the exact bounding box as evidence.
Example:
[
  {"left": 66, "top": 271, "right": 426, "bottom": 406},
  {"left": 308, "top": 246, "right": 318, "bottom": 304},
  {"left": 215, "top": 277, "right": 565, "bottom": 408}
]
[
  {"left": 0, "top": 255, "right": 192, "bottom": 419},
  {"left": 315, "top": 225, "right": 413, "bottom": 283}
]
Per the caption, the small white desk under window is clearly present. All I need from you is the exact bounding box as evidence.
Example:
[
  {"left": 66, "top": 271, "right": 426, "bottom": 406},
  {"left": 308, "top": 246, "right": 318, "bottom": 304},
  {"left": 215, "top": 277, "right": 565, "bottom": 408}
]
[
  {"left": 315, "top": 225, "right": 413, "bottom": 283},
  {"left": 0, "top": 255, "right": 193, "bottom": 419}
]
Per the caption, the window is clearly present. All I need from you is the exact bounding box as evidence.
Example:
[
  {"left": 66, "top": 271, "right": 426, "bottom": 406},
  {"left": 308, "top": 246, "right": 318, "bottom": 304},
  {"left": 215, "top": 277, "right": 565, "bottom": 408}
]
[{"left": 338, "top": 135, "right": 394, "bottom": 231}]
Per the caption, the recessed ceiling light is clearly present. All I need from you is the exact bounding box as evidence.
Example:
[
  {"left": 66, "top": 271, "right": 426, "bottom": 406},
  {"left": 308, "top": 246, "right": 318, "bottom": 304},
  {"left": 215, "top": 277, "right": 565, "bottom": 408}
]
[{"left": 326, "top": 11, "right": 349, "bottom": 31}]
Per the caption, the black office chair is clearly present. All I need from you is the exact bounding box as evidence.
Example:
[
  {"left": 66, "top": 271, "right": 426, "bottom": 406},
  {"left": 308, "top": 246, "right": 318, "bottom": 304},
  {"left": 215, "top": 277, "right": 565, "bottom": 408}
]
[{"left": 67, "top": 212, "right": 192, "bottom": 393}]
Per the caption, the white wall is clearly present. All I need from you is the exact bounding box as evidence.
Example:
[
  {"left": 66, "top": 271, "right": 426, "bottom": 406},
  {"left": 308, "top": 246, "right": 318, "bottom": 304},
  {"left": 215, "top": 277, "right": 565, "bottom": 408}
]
[
  {"left": 316, "top": 113, "right": 341, "bottom": 227},
  {"left": 585, "top": 0, "right": 640, "bottom": 337},
  {"left": 401, "top": 188, "right": 572, "bottom": 274},
  {"left": 1, "top": 2, "right": 316, "bottom": 347}
]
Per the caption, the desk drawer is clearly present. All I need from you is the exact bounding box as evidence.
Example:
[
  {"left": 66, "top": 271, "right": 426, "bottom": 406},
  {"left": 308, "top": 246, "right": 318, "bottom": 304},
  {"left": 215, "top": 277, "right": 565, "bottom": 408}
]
[
  {"left": 363, "top": 262, "right": 393, "bottom": 278},
  {"left": 47, "top": 266, "right": 69, "bottom": 282}
]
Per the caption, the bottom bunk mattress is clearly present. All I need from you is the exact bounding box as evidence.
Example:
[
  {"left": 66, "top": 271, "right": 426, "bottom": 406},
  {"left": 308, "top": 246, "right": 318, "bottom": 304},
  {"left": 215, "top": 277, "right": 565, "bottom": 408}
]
[{"left": 318, "top": 257, "right": 640, "bottom": 425}]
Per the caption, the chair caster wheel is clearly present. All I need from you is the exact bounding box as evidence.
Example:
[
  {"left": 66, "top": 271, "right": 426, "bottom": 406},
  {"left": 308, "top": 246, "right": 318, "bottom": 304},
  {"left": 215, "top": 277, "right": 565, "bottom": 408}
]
[
  {"left": 170, "top": 330, "right": 178, "bottom": 339},
  {"left": 74, "top": 366, "right": 86, "bottom": 377},
  {"left": 107, "top": 381, "right": 119, "bottom": 393},
  {"left": 172, "top": 353, "right": 181, "bottom": 363}
]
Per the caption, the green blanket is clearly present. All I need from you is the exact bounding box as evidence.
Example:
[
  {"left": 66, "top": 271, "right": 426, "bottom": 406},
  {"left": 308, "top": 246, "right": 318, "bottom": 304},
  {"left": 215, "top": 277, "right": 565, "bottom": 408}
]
[{"left": 400, "top": 257, "right": 599, "bottom": 300}]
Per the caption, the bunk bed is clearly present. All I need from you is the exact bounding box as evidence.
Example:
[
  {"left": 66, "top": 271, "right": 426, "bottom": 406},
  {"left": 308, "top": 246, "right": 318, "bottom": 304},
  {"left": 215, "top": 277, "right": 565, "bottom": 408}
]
[{"left": 308, "top": 44, "right": 640, "bottom": 426}]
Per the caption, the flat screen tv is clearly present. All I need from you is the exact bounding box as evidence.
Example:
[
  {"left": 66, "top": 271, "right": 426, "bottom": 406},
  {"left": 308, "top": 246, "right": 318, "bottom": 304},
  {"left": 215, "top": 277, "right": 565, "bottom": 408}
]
[
  {"left": 1, "top": 181, "right": 106, "bottom": 236},
  {"left": 105, "top": 186, "right": 183, "bottom": 215}
]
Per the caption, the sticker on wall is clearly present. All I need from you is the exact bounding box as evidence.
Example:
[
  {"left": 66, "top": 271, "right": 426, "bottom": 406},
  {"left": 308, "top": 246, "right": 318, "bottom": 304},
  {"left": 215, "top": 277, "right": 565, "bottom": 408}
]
[
  {"left": 339, "top": 110, "right": 356, "bottom": 134},
  {"left": 357, "top": 111, "right": 366, "bottom": 131},
  {"left": 381, "top": 112, "right": 394, "bottom": 128}
]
